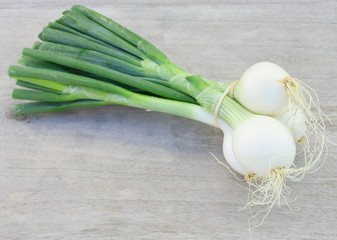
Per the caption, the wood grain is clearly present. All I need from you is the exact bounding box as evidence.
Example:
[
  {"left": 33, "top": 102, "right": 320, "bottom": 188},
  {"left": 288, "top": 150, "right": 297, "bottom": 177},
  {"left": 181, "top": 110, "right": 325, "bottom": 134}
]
[{"left": 0, "top": 1, "right": 336, "bottom": 239}]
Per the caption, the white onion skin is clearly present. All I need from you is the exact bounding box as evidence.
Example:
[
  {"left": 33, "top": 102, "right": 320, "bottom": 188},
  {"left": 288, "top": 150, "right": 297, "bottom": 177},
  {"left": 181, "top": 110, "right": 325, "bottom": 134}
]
[
  {"left": 194, "top": 109, "right": 248, "bottom": 174},
  {"left": 235, "top": 62, "right": 290, "bottom": 115},
  {"left": 218, "top": 122, "right": 247, "bottom": 174},
  {"left": 231, "top": 116, "right": 296, "bottom": 176},
  {"left": 217, "top": 116, "right": 296, "bottom": 177},
  {"left": 275, "top": 107, "right": 308, "bottom": 142},
  {"left": 194, "top": 106, "right": 296, "bottom": 177}
]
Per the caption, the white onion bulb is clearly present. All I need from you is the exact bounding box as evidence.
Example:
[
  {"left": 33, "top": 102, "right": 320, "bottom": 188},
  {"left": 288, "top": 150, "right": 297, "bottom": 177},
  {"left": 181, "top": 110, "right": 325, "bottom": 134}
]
[
  {"left": 231, "top": 116, "right": 296, "bottom": 176},
  {"left": 235, "top": 62, "right": 290, "bottom": 115},
  {"left": 216, "top": 116, "right": 296, "bottom": 177},
  {"left": 275, "top": 105, "right": 308, "bottom": 142}
]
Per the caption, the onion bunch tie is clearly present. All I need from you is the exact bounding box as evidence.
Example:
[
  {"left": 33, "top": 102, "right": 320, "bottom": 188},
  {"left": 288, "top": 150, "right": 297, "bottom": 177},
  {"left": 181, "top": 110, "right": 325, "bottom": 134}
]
[{"left": 213, "top": 80, "right": 238, "bottom": 127}]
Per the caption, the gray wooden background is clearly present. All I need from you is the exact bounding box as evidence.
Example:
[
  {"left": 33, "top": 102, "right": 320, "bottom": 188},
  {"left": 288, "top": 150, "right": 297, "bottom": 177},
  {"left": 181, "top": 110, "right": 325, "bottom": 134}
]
[{"left": 1, "top": 1, "right": 336, "bottom": 239}]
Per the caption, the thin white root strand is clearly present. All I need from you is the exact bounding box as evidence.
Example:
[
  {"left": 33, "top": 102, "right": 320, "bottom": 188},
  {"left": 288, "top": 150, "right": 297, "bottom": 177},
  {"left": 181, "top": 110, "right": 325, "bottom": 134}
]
[
  {"left": 213, "top": 77, "right": 332, "bottom": 231},
  {"left": 283, "top": 77, "right": 330, "bottom": 129},
  {"left": 243, "top": 166, "right": 303, "bottom": 230},
  {"left": 242, "top": 78, "right": 332, "bottom": 231},
  {"left": 210, "top": 152, "right": 243, "bottom": 182},
  {"left": 283, "top": 77, "right": 331, "bottom": 174},
  {"left": 243, "top": 144, "right": 328, "bottom": 231}
]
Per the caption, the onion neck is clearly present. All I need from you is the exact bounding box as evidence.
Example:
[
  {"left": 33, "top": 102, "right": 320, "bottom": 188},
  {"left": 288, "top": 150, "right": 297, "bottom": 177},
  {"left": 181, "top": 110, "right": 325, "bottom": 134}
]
[{"left": 185, "top": 77, "right": 255, "bottom": 129}]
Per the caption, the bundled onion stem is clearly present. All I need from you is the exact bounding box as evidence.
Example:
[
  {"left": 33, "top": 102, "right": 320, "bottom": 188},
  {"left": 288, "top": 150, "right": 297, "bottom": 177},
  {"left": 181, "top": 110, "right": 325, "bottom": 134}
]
[{"left": 7, "top": 5, "right": 332, "bottom": 229}]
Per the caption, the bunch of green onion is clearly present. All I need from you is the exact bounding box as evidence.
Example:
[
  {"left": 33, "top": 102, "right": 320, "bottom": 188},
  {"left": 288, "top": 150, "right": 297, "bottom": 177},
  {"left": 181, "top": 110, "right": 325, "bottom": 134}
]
[{"left": 8, "top": 5, "right": 329, "bottom": 224}]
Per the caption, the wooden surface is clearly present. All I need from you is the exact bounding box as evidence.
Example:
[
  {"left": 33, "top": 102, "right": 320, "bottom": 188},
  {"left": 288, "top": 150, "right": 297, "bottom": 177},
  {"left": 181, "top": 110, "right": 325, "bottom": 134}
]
[{"left": 1, "top": 1, "right": 337, "bottom": 239}]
